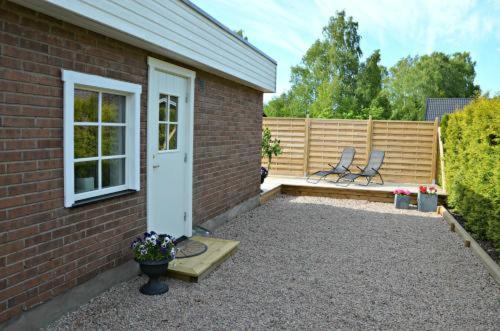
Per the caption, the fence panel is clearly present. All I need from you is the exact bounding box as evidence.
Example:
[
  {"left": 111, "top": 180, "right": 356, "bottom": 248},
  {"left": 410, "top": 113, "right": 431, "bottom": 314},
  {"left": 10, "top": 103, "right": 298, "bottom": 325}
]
[
  {"left": 262, "top": 117, "right": 438, "bottom": 184},
  {"left": 308, "top": 119, "right": 368, "bottom": 174},
  {"left": 262, "top": 117, "right": 306, "bottom": 176},
  {"left": 371, "top": 120, "right": 436, "bottom": 183}
]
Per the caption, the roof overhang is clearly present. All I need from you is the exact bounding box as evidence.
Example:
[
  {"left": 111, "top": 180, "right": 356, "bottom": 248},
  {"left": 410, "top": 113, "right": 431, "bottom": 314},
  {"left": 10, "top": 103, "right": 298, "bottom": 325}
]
[{"left": 12, "top": 0, "right": 277, "bottom": 93}]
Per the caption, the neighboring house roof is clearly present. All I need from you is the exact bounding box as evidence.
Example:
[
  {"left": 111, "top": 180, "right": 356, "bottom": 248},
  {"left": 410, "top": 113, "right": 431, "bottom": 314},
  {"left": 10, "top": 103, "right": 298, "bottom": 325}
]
[
  {"left": 13, "top": 0, "right": 277, "bottom": 93},
  {"left": 425, "top": 98, "right": 474, "bottom": 121}
]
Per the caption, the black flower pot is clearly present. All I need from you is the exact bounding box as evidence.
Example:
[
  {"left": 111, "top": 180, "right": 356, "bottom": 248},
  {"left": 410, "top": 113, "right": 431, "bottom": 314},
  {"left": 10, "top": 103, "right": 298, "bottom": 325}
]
[
  {"left": 260, "top": 167, "right": 268, "bottom": 184},
  {"left": 137, "top": 259, "right": 170, "bottom": 295},
  {"left": 261, "top": 172, "right": 268, "bottom": 184}
]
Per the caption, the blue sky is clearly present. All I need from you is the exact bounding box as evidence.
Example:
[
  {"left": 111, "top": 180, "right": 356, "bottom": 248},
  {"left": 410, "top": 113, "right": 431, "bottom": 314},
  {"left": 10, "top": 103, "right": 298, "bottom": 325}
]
[{"left": 192, "top": 0, "right": 500, "bottom": 103}]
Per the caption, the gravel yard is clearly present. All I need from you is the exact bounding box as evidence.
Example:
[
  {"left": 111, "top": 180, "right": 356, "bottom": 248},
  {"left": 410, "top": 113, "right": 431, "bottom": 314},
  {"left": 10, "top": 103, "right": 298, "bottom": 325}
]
[{"left": 49, "top": 195, "right": 499, "bottom": 330}]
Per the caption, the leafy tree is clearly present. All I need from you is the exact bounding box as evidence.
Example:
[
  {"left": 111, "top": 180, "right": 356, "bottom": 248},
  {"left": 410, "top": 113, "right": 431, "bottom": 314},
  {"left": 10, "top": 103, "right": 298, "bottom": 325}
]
[
  {"left": 384, "top": 52, "right": 480, "bottom": 120},
  {"left": 265, "top": 91, "right": 306, "bottom": 118},
  {"left": 263, "top": 14, "right": 480, "bottom": 121},
  {"left": 356, "top": 50, "right": 384, "bottom": 110},
  {"left": 266, "top": 11, "right": 362, "bottom": 119},
  {"left": 261, "top": 128, "right": 282, "bottom": 170},
  {"left": 235, "top": 29, "right": 248, "bottom": 41}
]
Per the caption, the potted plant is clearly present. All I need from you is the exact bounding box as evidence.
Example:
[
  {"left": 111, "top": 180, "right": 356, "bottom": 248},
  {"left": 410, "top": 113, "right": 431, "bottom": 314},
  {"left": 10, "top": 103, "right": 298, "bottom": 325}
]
[
  {"left": 260, "top": 166, "right": 268, "bottom": 184},
  {"left": 393, "top": 188, "right": 411, "bottom": 209},
  {"left": 417, "top": 186, "right": 438, "bottom": 212},
  {"left": 261, "top": 127, "right": 282, "bottom": 184},
  {"left": 131, "top": 231, "right": 176, "bottom": 295}
]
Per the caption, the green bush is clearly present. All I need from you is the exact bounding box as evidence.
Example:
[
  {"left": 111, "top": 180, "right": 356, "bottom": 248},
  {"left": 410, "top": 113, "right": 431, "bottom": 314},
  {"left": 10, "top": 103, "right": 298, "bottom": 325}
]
[{"left": 441, "top": 97, "right": 499, "bottom": 249}]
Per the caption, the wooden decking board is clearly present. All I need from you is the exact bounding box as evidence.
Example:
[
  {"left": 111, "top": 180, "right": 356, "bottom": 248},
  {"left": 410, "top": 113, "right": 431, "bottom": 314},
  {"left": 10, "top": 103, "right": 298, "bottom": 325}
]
[{"left": 167, "top": 236, "right": 239, "bottom": 283}]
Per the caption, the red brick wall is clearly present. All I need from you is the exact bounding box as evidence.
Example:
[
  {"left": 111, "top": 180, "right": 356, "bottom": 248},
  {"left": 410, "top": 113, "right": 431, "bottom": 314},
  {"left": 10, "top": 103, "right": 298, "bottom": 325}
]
[
  {"left": 193, "top": 73, "right": 262, "bottom": 223},
  {"left": 0, "top": 0, "right": 262, "bottom": 324}
]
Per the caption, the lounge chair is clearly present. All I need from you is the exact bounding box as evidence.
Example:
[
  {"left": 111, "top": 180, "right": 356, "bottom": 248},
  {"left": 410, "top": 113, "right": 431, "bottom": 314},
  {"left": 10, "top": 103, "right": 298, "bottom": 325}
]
[
  {"left": 339, "top": 150, "right": 385, "bottom": 186},
  {"left": 306, "top": 147, "right": 355, "bottom": 184}
]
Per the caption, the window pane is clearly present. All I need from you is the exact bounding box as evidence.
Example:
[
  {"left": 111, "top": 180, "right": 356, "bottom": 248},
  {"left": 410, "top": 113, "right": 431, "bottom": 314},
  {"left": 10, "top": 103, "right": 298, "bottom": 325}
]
[
  {"left": 74, "top": 125, "right": 98, "bottom": 158},
  {"left": 74, "top": 89, "right": 98, "bottom": 122},
  {"left": 169, "top": 96, "right": 178, "bottom": 122},
  {"left": 169, "top": 124, "right": 177, "bottom": 150},
  {"left": 102, "top": 126, "right": 125, "bottom": 156},
  {"left": 102, "top": 158, "right": 125, "bottom": 188},
  {"left": 159, "top": 124, "right": 167, "bottom": 151},
  {"left": 102, "top": 93, "right": 126, "bottom": 123},
  {"left": 74, "top": 161, "right": 98, "bottom": 193},
  {"left": 159, "top": 94, "right": 167, "bottom": 121}
]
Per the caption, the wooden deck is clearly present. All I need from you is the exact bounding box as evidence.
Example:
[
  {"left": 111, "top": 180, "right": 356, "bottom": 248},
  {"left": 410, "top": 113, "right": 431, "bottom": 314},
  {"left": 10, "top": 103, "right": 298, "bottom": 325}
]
[{"left": 261, "top": 176, "right": 446, "bottom": 205}]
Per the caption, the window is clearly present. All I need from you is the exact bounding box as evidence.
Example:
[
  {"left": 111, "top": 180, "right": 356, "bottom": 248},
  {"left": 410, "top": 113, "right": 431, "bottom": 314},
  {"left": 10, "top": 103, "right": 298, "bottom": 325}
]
[
  {"left": 62, "top": 70, "right": 141, "bottom": 207},
  {"left": 158, "top": 94, "right": 178, "bottom": 151}
]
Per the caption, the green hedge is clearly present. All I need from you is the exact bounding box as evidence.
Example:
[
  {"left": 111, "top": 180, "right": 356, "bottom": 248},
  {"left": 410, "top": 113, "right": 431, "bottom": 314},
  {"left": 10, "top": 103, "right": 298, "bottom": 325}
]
[{"left": 441, "top": 97, "right": 499, "bottom": 249}]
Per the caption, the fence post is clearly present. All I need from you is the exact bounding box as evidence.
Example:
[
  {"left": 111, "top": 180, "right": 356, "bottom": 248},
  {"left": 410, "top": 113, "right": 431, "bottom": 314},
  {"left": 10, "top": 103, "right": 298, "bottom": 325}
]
[
  {"left": 438, "top": 127, "right": 446, "bottom": 188},
  {"left": 303, "top": 116, "right": 311, "bottom": 177},
  {"left": 430, "top": 117, "right": 439, "bottom": 184},
  {"left": 366, "top": 116, "right": 373, "bottom": 161}
]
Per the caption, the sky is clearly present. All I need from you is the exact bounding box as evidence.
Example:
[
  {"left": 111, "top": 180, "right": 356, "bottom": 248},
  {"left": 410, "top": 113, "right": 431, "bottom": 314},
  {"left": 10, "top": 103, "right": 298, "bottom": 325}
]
[{"left": 192, "top": 0, "right": 500, "bottom": 103}]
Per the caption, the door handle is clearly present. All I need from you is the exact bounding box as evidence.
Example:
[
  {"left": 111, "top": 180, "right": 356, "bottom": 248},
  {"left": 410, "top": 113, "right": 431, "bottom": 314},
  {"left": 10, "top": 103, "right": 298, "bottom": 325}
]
[{"left": 153, "top": 165, "right": 160, "bottom": 169}]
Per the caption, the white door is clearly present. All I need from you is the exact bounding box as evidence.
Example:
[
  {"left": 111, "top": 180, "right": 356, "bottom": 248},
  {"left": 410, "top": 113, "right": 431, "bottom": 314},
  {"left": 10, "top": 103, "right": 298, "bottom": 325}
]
[{"left": 147, "top": 58, "right": 194, "bottom": 239}]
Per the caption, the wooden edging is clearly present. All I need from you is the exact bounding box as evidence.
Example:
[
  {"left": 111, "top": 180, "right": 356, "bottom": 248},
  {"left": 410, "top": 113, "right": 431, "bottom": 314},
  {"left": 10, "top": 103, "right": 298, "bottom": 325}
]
[
  {"left": 437, "top": 206, "right": 500, "bottom": 285},
  {"left": 260, "top": 185, "right": 282, "bottom": 204},
  {"left": 261, "top": 183, "right": 447, "bottom": 205}
]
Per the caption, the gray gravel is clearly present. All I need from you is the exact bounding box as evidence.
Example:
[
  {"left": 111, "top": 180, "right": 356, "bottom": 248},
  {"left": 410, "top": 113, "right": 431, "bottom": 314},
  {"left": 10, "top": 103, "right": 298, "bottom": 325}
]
[{"left": 49, "top": 195, "right": 500, "bottom": 330}]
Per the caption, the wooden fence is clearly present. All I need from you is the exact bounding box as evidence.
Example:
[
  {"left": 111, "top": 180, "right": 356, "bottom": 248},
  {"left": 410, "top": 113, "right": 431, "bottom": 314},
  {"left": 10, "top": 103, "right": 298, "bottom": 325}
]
[{"left": 262, "top": 117, "right": 439, "bottom": 184}]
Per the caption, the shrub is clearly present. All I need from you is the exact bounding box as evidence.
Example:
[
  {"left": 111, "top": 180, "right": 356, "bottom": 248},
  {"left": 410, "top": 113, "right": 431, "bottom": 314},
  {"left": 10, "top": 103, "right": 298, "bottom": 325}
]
[
  {"left": 441, "top": 97, "right": 499, "bottom": 249},
  {"left": 261, "top": 128, "right": 282, "bottom": 170}
]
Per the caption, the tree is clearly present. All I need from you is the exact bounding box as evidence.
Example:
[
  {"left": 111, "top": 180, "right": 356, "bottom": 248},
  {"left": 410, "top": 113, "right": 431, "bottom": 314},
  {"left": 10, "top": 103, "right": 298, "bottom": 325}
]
[
  {"left": 356, "top": 50, "right": 384, "bottom": 110},
  {"left": 235, "top": 29, "right": 248, "bottom": 41},
  {"left": 384, "top": 52, "right": 480, "bottom": 120},
  {"left": 265, "top": 11, "right": 362, "bottom": 118},
  {"left": 263, "top": 14, "right": 481, "bottom": 121},
  {"left": 261, "top": 128, "right": 282, "bottom": 170}
]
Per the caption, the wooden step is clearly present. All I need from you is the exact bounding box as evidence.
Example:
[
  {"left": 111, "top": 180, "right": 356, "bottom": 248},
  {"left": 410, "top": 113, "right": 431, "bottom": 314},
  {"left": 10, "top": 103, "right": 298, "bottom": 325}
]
[{"left": 167, "top": 236, "right": 239, "bottom": 282}]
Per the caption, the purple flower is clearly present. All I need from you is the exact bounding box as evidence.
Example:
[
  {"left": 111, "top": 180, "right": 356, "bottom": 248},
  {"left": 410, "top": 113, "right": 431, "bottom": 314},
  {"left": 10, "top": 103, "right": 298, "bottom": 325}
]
[{"left": 260, "top": 167, "right": 268, "bottom": 176}]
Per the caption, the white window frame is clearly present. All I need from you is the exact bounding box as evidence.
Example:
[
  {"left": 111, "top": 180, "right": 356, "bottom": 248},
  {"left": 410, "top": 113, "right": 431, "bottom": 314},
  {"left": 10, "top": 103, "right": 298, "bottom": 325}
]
[
  {"left": 158, "top": 93, "right": 180, "bottom": 153},
  {"left": 62, "top": 70, "right": 142, "bottom": 207}
]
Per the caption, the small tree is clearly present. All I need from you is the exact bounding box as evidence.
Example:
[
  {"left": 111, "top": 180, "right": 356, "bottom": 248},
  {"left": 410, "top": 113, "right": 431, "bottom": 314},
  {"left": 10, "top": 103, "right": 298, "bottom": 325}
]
[{"left": 261, "top": 128, "right": 282, "bottom": 170}]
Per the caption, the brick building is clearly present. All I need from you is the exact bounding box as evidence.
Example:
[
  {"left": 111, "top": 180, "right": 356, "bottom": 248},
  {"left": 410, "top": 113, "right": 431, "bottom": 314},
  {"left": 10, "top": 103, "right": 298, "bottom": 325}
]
[{"left": 0, "top": 0, "right": 276, "bottom": 326}]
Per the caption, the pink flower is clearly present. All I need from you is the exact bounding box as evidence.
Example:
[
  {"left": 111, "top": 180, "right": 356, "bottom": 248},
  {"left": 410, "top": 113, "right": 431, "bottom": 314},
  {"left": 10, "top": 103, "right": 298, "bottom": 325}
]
[{"left": 393, "top": 188, "right": 411, "bottom": 196}]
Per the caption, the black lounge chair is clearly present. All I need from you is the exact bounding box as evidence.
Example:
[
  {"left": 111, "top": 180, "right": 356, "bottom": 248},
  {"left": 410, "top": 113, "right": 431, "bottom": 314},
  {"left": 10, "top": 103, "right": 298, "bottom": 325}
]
[
  {"left": 339, "top": 150, "right": 385, "bottom": 186},
  {"left": 306, "top": 147, "right": 356, "bottom": 184}
]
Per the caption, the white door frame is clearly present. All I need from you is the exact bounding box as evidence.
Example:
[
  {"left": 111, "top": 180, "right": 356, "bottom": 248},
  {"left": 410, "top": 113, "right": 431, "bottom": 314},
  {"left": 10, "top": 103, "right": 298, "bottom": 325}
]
[{"left": 147, "top": 57, "right": 195, "bottom": 237}]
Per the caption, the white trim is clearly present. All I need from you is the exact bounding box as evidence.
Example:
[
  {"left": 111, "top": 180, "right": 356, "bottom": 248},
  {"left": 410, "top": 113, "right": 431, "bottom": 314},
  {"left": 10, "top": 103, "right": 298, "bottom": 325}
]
[
  {"left": 147, "top": 57, "right": 195, "bottom": 237},
  {"left": 61, "top": 69, "right": 142, "bottom": 207}
]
